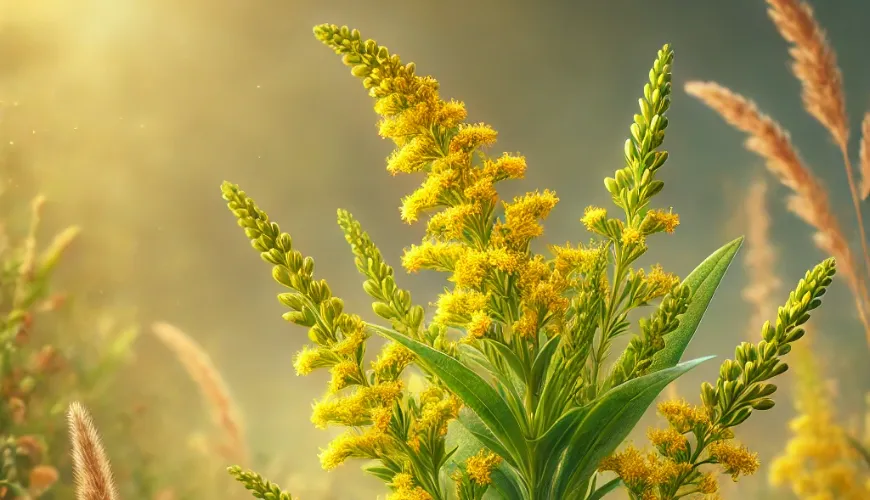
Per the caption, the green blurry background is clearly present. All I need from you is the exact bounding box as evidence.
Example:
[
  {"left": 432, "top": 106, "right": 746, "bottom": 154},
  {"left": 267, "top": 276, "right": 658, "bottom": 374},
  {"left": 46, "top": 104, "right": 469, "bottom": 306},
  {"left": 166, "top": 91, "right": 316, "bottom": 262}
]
[{"left": 0, "top": 0, "right": 868, "bottom": 497}]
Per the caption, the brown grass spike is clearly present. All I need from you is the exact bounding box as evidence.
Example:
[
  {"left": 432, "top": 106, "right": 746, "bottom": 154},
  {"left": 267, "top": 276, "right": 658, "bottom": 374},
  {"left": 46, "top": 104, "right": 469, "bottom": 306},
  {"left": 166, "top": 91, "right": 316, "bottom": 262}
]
[
  {"left": 860, "top": 113, "right": 870, "bottom": 200},
  {"left": 67, "top": 401, "right": 119, "bottom": 500},
  {"left": 150, "top": 321, "right": 249, "bottom": 466},
  {"left": 765, "top": 0, "right": 848, "bottom": 145},
  {"left": 685, "top": 81, "right": 870, "bottom": 346},
  {"left": 766, "top": 0, "right": 870, "bottom": 287}
]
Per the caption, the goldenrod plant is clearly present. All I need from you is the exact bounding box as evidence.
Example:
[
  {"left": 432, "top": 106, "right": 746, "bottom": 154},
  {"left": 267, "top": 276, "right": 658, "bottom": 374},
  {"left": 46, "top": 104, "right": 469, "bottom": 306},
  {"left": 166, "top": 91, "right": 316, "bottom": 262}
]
[{"left": 222, "top": 24, "right": 835, "bottom": 500}]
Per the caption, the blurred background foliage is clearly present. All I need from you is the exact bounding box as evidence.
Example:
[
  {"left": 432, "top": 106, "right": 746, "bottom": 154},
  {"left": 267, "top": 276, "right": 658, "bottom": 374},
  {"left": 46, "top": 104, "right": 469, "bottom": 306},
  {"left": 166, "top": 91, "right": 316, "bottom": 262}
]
[{"left": 0, "top": 0, "right": 868, "bottom": 498}]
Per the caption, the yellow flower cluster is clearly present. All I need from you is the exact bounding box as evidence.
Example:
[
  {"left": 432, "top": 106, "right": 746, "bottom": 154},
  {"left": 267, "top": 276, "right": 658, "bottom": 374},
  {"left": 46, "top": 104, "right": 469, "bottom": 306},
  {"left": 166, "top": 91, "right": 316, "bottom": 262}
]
[
  {"left": 604, "top": 397, "right": 761, "bottom": 498},
  {"left": 657, "top": 399, "right": 710, "bottom": 434},
  {"left": 388, "top": 473, "right": 434, "bottom": 500},
  {"left": 407, "top": 386, "right": 462, "bottom": 451},
  {"left": 598, "top": 444, "right": 693, "bottom": 499},
  {"left": 708, "top": 440, "right": 760, "bottom": 480},
  {"left": 465, "top": 450, "right": 502, "bottom": 486}
]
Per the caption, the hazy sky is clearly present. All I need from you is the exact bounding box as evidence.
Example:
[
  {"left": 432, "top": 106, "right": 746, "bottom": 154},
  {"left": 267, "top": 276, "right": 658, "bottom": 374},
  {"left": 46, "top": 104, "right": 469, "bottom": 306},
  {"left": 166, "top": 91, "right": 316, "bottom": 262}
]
[{"left": 1, "top": 0, "right": 869, "bottom": 497}]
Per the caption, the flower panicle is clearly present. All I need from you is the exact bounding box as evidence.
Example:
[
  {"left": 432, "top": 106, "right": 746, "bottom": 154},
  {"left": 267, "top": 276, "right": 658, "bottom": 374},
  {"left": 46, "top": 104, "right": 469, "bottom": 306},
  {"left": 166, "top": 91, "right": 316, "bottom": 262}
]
[{"left": 604, "top": 44, "right": 675, "bottom": 227}]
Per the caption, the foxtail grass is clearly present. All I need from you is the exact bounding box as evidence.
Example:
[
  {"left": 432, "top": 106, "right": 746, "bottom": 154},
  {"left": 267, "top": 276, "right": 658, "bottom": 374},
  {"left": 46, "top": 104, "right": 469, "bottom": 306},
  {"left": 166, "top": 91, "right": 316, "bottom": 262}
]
[{"left": 68, "top": 401, "right": 118, "bottom": 500}]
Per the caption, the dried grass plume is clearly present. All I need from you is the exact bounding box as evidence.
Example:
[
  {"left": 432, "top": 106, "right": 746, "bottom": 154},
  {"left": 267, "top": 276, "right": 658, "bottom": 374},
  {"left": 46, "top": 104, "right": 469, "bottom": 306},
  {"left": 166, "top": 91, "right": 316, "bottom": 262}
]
[
  {"left": 150, "top": 321, "right": 249, "bottom": 465},
  {"left": 765, "top": 0, "right": 848, "bottom": 145},
  {"left": 766, "top": 0, "right": 870, "bottom": 298},
  {"left": 67, "top": 401, "right": 118, "bottom": 500},
  {"left": 684, "top": 80, "right": 870, "bottom": 344},
  {"left": 859, "top": 113, "right": 870, "bottom": 200}
]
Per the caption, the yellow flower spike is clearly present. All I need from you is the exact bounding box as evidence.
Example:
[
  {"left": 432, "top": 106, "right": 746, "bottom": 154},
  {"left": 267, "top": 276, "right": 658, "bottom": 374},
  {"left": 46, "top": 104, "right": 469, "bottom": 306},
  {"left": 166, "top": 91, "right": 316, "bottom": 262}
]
[
  {"left": 417, "top": 395, "right": 462, "bottom": 437},
  {"left": 401, "top": 241, "right": 464, "bottom": 273},
  {"left": 363, "top": 381, "right": 405, "bottom": 407},
  {"left": 513, "top": 309, "right": 539, "bottom": 339},
  {"left": 697, "top": 472, "right": 719, "bottom": 494},
  {"left": 465, "top": 311, "right": 493, "bottom": 340},
  {"left": 452, "top": 249, "right": 489, "bottom": 289},
  {"left": 581, "top": 206, "right": 607, "bottom": 232},
  {"left": 311, "top": 392, "right": 369, "bottom": 429},
  {"left": 769, "top": 343, "right": 868, "bottom": 499},
  {"left": 433, "top": 289, "right": 490, "bottom": 326},
  {"left": 427, "top": 204, "right": 480, "bottom": 240},
  {"left": 372, "top": 342, "right": 416, "bottom": 380},
  {"left": 328, "top": 360, "right": 361, "bottom": 394},
  {"left": 483, "top": 153, "right": 527, "bottom": 181},
  {"left": 647, "top": 427, "right": 688, "bottom": 455},
  {"left": 398, "top": 169, "right": 463, "bottom": 223},
  {"left": 708, "top": 440, "right": 760, "bottom": 480},
  {"left": 331, "top": 320, "right": 367, "bottom": 356},
  {"left": 463, "top": 176, "right": 498, "bottom": 205},
  {"left": 387, "top": 136, "right": 437, "bottom": 175},
  {"left": 465, "top": 450, "right": 502, "bottom": 486},
  {"left": 656, "top": 399, "right": 709, "bottom": 433},
  {"left": 484, "top": 246, "right": 523, "bottom": 274},
  {"left": 550, "top": 242, "right": 604, "bottom": 276},
  {"left": 388, "top": 473, "right": 433, "bottom": 500},
  {"left": 319, "top": 429, "right": 391, "bottom": 471},
  {"left": 621, "top": 226, "right": 645, "bottom": 247},
  {"left": 369, "top": 405, "right": 394, "bottom": 433},
  {"left": 640, "top": 208, "right": 680, "bottom": 235},
  {"left": 293, "top": 345, "right": 338, "bottom": 375},
  {"left": 502, "top": 190, "right": 560, "bottom": 248},
  {"left": 598, "top": 445, "right": 667, "bottom": 491},
  {"left": 448, "top": 123, "right": 498, "bottom": 153},
  {"left": 644, "top": 264, "right": 681, "bottom": 300}
]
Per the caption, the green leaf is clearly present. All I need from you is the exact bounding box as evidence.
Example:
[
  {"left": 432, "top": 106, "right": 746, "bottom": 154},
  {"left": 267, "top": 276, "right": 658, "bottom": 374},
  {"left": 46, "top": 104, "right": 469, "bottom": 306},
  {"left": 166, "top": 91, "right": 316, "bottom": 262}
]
[
  {"left": 446, "top": 415, "right": 527, "bottom": 500},
  {"left": 487, "top": 465, "right": 527, "bottom": 500},
  {"left": 550, "top": 355, "right": 714, "bottom": 498},
  {"left": 650, "top": 236, "right": 743, "bottom": 371},
  {"left": 483, "top": 339, "right": 527, "bottom": 392},
  {"left": 368, "top": 323, "right": 528, "bottom": 463},
  {"left": 363, "top": 463, "right": 398, "bottom": 483},
  {"left": 586, "top": 477, "right": 621, "bottom": 500},
  {"left": 456, "top": 344, "right": 527, "bottom": 430},
  {"left": 531, "top": 335, "right": 560, "bottom": 395},
  {"left": 532, "top": 406, "right": 589, "bottom": 493},
  {"left": 457, "top": 409, "right": 518, "bottom": 469}
]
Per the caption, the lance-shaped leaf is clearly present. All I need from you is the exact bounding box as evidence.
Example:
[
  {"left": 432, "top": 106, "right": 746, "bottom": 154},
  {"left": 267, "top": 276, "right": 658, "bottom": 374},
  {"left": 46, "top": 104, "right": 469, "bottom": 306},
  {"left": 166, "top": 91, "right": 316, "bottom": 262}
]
[
  {"left": 549, "top": 355, "right": 714, "bottom": 498},
  {"left": 586, "top": 477, "right": 621, "bottom": 500},
  {"left": 368, "top": 323, "right": 529, "bottom": 464},
  {"left": 445, "top": 418, "right": 527, "bottom": 500},
  {"left": 650, "top": 236, "right": 743, "bottom": 371}
]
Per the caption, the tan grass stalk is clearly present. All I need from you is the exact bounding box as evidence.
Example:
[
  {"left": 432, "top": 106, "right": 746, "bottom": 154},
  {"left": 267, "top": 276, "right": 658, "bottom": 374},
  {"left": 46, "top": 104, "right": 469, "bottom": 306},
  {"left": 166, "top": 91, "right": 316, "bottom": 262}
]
[
  {"left": 765, "top": 0, "right": 870, "bottom": 288},
  {"left": 150, "top": 322, "right": 249, "bottom": 465},
  {"left": 685, "top": 81, "right": 870, "bottom": 346},
  {"left": 765, "top": 0, "right": 848, "bottom": 145},
  {"left": 67, "top": 401, "right": 118, "bottom": 500},
  {"left": 741, "top": 180, "right": 781, "bottom": 341},
  {"left": 860, "top": 113, "right": 870, "bottom": 200}
]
